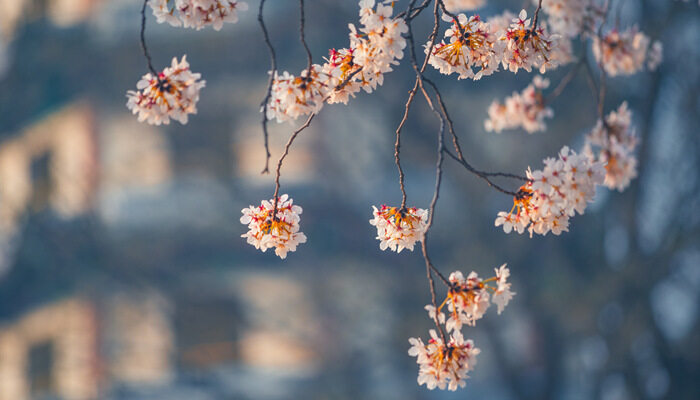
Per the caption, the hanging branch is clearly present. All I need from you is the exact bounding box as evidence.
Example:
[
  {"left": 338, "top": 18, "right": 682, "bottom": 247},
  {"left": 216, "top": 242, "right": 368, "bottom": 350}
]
[
  {"left": 271, "top": 0, "right": 315, "bottom": 215},
  {"left": 299, "top": 0, "right": 314, "bottom": 76},
  {"left": 258, "top": 0, "right": 277, "bottom": 174},
  {"left": 140, "top": 0, "right": 157, "bottom": 75}
]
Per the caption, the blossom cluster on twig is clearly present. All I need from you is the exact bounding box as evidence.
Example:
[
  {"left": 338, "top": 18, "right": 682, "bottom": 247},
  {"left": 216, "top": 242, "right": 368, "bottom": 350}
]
[
  {"left": 409, "top": 264, "right": 515, "bottom": 390},
  {"left": 266, "top": 0, "right": 408, "bottom": 122}
]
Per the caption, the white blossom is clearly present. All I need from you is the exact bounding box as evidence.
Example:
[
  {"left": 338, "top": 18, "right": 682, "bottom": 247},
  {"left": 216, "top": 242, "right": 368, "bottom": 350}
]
[
  {"left": 408, "top": 329, "right": 480, "bottom": 391},
  {"left": 485, "top": 75, "right": 553, "bottom": 133},
  {"left": 426, "top": 14, "right": 502, "bottom": 80},
  {"left": 536, "top": 0, "right": 591, "bottom": 38},
  {"left": 492, "top": 264, "right": 515, "bottom": 314},
  {"left": 442, "top": 0, "right": 486, "bottom": 13},
  {"left": 500, "top": 10, "right": 559, "bottom": 73},
  {"left": 584, "top": 102, "right": 638, "bottom": 191},
  {"left": 444, "top": 270, "right": 491, "bottom": 330},
  {"left": 126, "top": 55, "right": 205, "bottom": 125},
  {"left": 267, "top": 0, "right": 407, "bottom": 122},
  {"left": 240, "top": 194, "right": 307, "bottom": 259},
  {"left": 593, "top": 27, "right": 660, "bottom": 76},
  {"left": 495, "top": 146, "right": 606, "bottom": 236},
  {"left": 369, "top": 205, "right": 428, "bottom": 253},
  {"left": 150, "top": 0, "right": 249, "bottom": 31}
]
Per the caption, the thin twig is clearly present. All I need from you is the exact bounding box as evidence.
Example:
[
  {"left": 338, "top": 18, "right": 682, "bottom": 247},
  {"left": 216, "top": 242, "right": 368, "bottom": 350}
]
[
  {"left": 271, "top": 0, "right": 315, "bottom": 212},
  {"left": 532, "top": 0, "right": 544, "bottom": 30},
  {"left": 421, "top": 76, "right": 449, "bottom": 345},
  {"left": 299, "top": 0, "right": 314, "bottom": 75},
  {"left": 272, "top": 113, "right": 316, "bottom": 205},
  {"left": 269, "top": 68, "right": 363, "bottom": 217},
  {"left": 140, "top": 0, "right": 157, "bottom": 75},
  {"left": 258, "top": 0, "right": 277, "bottom": 174}
]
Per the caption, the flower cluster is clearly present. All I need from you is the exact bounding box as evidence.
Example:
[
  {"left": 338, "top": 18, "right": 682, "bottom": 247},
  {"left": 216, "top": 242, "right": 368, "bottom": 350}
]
[
  {"left": 240, "top": 194, "right": 307, "bottom": 259},
  {"left": 425, "top": 14, "right": 502, "bottom": 80},
  {"left": 267, "top": 0, "right": 407, "bottom": 122},
  {"left": 369, "top": 205, "right": 428, "bottom": 253},
  {"left": 126, "top": 55, "right": 206, "bottom": 125},
  {"left": 409, "top": 265, "right": 514, "bottom": 390},
  {"left": 427, "top": 9, "right": 563, "bottom": 79},
  {"left": 150, "top": 0, "right": 249, "bottom": 31},
  {"left": 441, "top": 265, "right": 515, "bottom": 331},
  {"left": 408, "top": 330, "right": 480, "bottom": 391},
  {"left": 584, "top": 102, "right": 638, "bottom": 191},
  {"left": 536, "top": 0, "right": 592, "bottom": 38},
  {"left": 501, "top": 10, "right": 558, "bottom": 73},
  {"left": 485, "top": 75, "right": 553, "bottom": 133},
  {"left": 442, "top": 0, "right": 486, "bottom": 13},
  {"left": 592, "top": 27, "right": 662, "bottom": 76},
  {"left": 495, "top": 146, "right": 605, "bottom": 236}
]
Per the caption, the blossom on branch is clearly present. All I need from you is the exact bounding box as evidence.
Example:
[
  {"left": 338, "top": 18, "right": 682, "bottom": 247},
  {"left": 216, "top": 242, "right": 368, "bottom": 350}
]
[
  {"left": 440, "top": 265, "right": 515, "bottom": 331},
  {"left": 442, "top": 0, "right": 486, "bottom": 13},
  {"left": 266, "top": 66, "right": 330, "bottom": 123},
  {"left": 126, "top": 55, "right": 205, "bottom": 125},
  {"left": 369, "top": 205, "right": 428, "bottom": 253},
  {"left": 495, "top": 146, "right": 605, "bottom": 236},
  {"left": 408, "top": 329, "right": 480, "bottom": 391},
  {"left": 240, "top": 194, "right": 307, "bottom": 259},
  {"left": 426, "top": 14, "right": 502, "bottom": 80},
  {"left": 500, "top": 10, "right": 559, "bottom": 73},
  {"left": 584, "top": 102, "right": 638, "bottom": 191},
  {"left": 485, "top": 75, "right": 553, "bottom": 133},
  {"left": 536, "top": 0, "right": 592, "bottom": 38},
  {"left": 149, "top": 0, "right": 249, "bottom": 31},
  {"left": 266, "top": 0, "right": 407, "bottom": 122},
  {"left": 492, "top": 264, "right": 515, "bottom": 314},
  {"left": 443, "top": 270, "right": 491, "bottom": 330},
  {"left": 592, "top": 27, "right": 661, "bottom": 76}
]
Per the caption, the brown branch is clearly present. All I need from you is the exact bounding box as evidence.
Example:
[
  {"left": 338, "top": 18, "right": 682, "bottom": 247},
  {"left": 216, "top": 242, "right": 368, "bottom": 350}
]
[
  {"left": 532, "top": 0, "right": 544, "bottom": 31},
  {"left": 299, "top": 0, "right": 313, "bottom": 76},
  {"left": 258, "top": 0, "right": 277, "bottom": 174},
  {"left": 272, "top": 113, "right": 316, "bottom": 211},
  {"left": 140, "top": 0, "right": 157, "bottom": 75}
]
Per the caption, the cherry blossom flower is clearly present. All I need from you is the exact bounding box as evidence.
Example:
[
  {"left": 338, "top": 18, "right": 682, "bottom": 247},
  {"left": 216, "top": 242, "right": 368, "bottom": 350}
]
[
  {"left": 495, "top": 146, "right": 606, "bottom": 236},
  {"left": 369, "top": 205, "right": 428, "bottom": 253},
  {"left": 584, "top": 102, "right": 638, "bottom": 191},
  {"left": 485, "top": 75, "right": 553, "bottom": 133},
  {"left": 150, "top": 0, "right": 181, "bottom": 26},
  {"left": 425, "top": 304, "right": 446, "bottom": 324},
  {"left": 267, "top": 0, "right": 407, "bottom": 122},
  {"left": 442, "top": 0, "right": 486, "bottom": 13},
  {"left": 266, "top": 66, "right": 331, "bottom": 123},
  {"left": 492, "top": 264, "right": 515, "bottom": 314},
  {"left": 592, "top": 27, "right": 661, "bottom": 76},
  {"left": 426, "top": 14, "right": 502, "bottom": 80},
  {"left": 500, "top": 10, "right": 559, "bottom": 73},
  {"left": 536, "top": 0, "right": 591, "bottom": 38},
  {"left": 126, "top": 55, "right": 206, "bottom": 125},
  {"left": 443, "top": 270, "right": 491, "bottom": 331},
  {"left": 149, "top": 0, "right": 249, "bottom": 31},
  {"left": 437, "top": 265, "right": 515, "bottom": 331},
  {"left": 240, "top": 194, "right": 307, "bottom": 259},
  {"left": 408, "top": 329, "right": 480, "bottom": 391}
]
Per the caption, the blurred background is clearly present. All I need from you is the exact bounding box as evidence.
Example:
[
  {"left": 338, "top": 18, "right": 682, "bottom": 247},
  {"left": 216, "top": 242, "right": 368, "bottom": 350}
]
[{"left": 0, "top": 0, "right": 698, "bottom": 399}]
